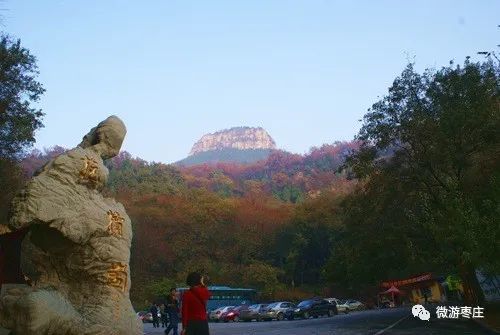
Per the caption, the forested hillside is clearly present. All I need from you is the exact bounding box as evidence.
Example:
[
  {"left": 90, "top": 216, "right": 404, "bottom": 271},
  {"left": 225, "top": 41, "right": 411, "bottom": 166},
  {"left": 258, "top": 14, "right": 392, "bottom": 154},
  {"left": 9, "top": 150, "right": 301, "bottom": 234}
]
[{"left": 19, "top": 141, "right": 358, "bottom": 306}]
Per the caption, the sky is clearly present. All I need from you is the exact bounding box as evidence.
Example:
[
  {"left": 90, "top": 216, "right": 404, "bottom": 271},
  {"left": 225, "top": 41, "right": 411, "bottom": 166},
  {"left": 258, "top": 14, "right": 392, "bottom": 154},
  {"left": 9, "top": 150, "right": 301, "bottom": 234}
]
[{"left": 2, "top": 1, "right": 499, "bottom": 163}]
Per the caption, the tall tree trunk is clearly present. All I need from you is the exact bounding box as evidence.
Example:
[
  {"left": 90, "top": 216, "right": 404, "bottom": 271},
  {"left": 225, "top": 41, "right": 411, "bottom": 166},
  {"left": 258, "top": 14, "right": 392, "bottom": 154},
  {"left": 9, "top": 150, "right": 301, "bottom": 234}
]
[{"left": 459, "top": 262, "right": 485, "bottom": 305}]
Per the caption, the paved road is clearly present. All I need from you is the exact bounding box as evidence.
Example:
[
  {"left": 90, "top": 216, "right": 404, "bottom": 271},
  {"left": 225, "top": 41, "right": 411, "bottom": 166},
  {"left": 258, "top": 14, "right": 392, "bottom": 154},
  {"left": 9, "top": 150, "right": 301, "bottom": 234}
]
[{"left": 143, "top": 307, "right": 495, "bottom": 335}]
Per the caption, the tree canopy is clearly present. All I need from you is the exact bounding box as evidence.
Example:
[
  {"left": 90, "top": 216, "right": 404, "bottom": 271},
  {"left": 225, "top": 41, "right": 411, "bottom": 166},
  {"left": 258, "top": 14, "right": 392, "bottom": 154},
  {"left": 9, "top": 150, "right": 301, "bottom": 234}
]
[
  {"left": 0, "top": 34, "right": 44, "bottom": 226},
  {"left": 336, "top": 60, "right": 500, "bottom": 303},
  {"left": 0, "top": 34, "right": 45, "bottom": 159}
]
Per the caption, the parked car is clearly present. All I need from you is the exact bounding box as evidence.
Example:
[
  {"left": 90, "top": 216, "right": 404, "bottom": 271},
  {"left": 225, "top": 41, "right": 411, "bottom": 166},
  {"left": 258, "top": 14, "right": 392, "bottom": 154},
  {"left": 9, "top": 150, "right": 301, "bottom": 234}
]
[
  {"left": 286, "top": 299, "right": 338, "bottom": 320},
  {"left": 345, "top": 299, "right": 365, "bottom": 311},
  {"left": 221, "top": 305, "right": 246, "bottom": 322},
  {"left": 209, "top": 306, "right": 234, "bottom": 322},
  {"left": 260, "top": 301, "right": 295, "bottom": 321},
  {"left": 136, "top": 311, "right": 153, "bottom": 323},
  {"left": 239, "top": 304, "right": 268, "bottom": 322},
  {"left": 326, "top": 298, "right": 349, "bottom": 314}
]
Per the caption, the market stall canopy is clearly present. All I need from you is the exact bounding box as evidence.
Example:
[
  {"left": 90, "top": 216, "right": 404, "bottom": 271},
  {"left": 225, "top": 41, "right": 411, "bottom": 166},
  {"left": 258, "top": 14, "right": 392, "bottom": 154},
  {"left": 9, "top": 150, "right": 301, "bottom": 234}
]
[{"left": 380, "top": 285, "right": 403, "bottom": 295}]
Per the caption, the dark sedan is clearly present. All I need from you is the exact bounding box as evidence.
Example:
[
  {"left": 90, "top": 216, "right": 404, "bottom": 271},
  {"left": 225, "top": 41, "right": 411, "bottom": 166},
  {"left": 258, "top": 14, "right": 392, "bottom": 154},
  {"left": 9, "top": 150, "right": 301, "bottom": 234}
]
[{"left": 286, "top": 299, "right": 338, "bottom": 320}]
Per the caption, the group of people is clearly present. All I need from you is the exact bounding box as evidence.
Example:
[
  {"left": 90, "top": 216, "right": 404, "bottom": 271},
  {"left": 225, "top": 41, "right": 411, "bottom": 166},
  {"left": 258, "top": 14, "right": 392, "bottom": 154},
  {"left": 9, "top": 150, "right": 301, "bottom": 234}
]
[
  {"left": 149, "top": 272, "right": 211, "bottom": 335},
  {"left": 150, "top": 287, "right": 180, "bottom": 334}
]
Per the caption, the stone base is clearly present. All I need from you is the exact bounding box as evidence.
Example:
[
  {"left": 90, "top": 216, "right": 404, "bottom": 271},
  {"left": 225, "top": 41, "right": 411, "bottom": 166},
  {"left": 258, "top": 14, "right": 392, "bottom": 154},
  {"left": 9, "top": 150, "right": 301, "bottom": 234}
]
[{"left": 0, "top": 284, "right": 31, "bottom": 298}]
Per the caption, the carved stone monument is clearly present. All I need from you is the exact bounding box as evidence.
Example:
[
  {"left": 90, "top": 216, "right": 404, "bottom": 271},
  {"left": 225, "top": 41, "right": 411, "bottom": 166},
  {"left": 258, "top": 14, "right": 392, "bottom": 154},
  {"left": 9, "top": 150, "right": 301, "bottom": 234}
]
[{"left": 0, "top": 116, "right": 142, "bottom": 335}]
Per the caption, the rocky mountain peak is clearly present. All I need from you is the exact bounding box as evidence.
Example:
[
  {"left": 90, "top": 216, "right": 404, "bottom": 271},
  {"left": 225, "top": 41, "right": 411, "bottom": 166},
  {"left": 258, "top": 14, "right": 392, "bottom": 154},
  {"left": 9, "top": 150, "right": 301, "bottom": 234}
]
[{"left": 189, "top": 127, "right": 276, "bottom": 156}]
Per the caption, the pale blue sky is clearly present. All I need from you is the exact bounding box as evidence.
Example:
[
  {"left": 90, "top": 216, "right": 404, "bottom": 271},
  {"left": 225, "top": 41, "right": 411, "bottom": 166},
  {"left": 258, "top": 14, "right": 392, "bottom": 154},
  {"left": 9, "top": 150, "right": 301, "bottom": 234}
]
[{"left": 3, "top": 1, "right": 499, "bottom": 163}]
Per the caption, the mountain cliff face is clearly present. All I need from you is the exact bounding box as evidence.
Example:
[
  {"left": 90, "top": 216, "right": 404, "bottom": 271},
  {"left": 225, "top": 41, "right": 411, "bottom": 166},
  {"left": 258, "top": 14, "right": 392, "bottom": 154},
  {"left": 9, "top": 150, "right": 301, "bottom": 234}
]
[{"left": 189, "top": 127, "right": 276, "bottom": 156}]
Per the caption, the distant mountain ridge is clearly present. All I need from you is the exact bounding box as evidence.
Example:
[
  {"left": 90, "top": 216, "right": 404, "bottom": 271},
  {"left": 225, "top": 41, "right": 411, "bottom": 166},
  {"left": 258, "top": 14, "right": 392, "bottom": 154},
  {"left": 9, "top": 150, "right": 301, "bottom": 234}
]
[
  {"left": 189, "top": 127, "right": 276, "bottom": 156},
  {"left": 178, "top": 126, "right": 277, "bottom": 166},
  {"left": 177, "top": 148, "right": 273, "bottom": 166}
]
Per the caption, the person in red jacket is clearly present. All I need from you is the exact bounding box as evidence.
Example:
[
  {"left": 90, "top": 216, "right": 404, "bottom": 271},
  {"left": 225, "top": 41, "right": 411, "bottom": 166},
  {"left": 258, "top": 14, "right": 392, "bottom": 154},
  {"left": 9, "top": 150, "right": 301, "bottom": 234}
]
[{"left": 181, "top": 272, "right": 211, "bottom": 335}]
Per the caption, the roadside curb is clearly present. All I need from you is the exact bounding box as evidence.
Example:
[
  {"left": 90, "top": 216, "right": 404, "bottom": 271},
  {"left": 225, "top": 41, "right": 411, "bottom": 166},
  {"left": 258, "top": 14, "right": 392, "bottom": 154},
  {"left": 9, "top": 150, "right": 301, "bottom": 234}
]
[
  {"left": 473, "top": 319, "right": 500, "bottom": 335},
  {"left": 373, "top": 315, "right": 410, "bottom": 335}
]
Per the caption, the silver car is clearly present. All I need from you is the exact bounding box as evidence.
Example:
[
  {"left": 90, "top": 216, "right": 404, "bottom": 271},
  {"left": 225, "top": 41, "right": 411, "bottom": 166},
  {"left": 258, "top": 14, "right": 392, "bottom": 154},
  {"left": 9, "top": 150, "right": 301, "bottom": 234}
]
[
  {"left": 260, "top": 301, "right": 295, "bottom": 321},
  {"left": 240, "top": 304, "right": 268, "bottom": 321},
  {"left": 326, "top": 298, "right": 349, "bottom": 314},
  {"left": 209, "top": 306, "right": 234, "bottom": 322},
  {"left": 345, "top": 299, "right": 365, "bottom": 311}
]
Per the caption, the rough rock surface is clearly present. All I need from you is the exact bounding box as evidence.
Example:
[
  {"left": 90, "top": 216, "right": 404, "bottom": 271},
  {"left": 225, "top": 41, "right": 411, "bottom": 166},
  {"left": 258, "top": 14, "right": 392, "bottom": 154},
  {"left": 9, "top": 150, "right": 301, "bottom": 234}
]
[
  {"left": 0, "top": 116, "right": 142, "bottom": 335},
  {"left": 189, "top": 126, "right": 276, "bottom": 156}
]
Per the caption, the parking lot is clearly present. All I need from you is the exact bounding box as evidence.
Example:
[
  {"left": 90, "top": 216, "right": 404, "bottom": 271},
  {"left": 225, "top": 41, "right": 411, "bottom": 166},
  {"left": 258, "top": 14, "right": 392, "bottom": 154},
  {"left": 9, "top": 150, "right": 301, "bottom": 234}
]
[{"left": 143, "top": 307, "right": 495, "bottom": 335}]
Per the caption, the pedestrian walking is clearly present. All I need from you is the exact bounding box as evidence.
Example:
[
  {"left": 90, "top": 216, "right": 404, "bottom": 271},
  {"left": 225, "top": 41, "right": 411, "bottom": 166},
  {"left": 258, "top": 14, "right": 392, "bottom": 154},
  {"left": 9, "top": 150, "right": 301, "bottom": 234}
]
[
  {"left": 423, "top": 291, "right": 428, "bottom": 305},
  {"left": 160, "top": 303, "right": 168, "bottom": 328},
  {"left": 181, "top": 272, "right": 211, "bottom": 335},
  {"left": 165, "top": 288, "right": 180, "bottom": 335},
  {"left": 150, "top": 303, "right": 160, "bottom": 328}
]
